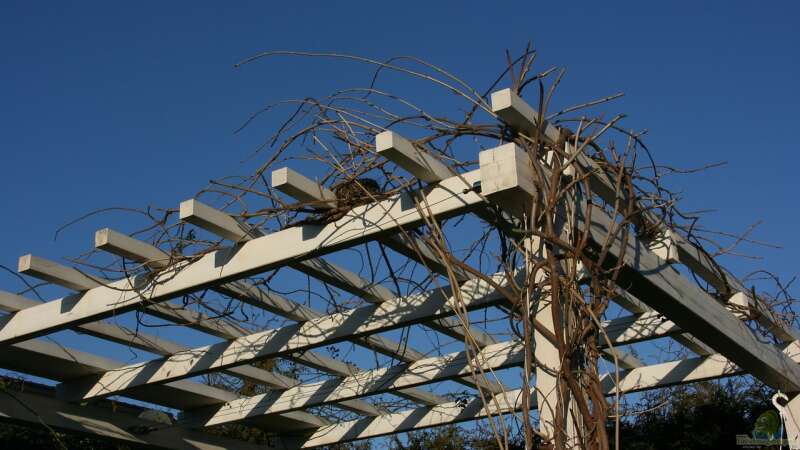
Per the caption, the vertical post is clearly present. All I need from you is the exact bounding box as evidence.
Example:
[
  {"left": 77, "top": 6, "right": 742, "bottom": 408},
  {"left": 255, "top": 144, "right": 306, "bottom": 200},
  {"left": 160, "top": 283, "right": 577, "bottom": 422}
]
[
  {"left": 480, "top": 143, "right": 584, "bottom": 448},
  {"left": 530, "top": 164, "right": 583, "bottom": 449}
]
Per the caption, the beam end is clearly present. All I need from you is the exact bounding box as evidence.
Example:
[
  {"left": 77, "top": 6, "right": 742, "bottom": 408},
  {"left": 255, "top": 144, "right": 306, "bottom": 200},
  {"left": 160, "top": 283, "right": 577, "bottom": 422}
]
[
  {"left": 271, "top": 167, "right": 336, "bottom": 208},
  {"left": 376, "top": 131, "right": 453, "bottom": 183},
  {"left": 478, "top": 143, "right": 536, "bottom": 217}
]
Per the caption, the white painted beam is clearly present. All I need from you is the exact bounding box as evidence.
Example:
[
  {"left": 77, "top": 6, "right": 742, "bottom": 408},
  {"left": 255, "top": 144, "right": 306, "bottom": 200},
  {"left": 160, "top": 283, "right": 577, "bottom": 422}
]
[
  {"left": 380, "top": 233, "right": 471, "bottom": 282},
  {"left": 294, "top": 255, "right": 495, "bottom": 347},
  {"left": 0, "top": 292, "right": 339, "bottom": 425},
  {"left": 96, "top": 228, "right": 171, "bottom": 269},
  {"left": 56, "top": 272, "right": 508, "bottom": 401},
  {"left": 601, "top": 310, "right": 680, "bottom": 345},
  {"left": 268, "top": 168, "right": 473, "bottom": 287},
  {"left": 178, "top": 199, "right": 499, "bottom": 388},
  {"left": 0, "top": 336, "right": 343, "bottom": 432},
  {"left": 611, "top": 290, "right": 714, "bottom": 356},
  {"left": 491, "top": 87, "right": 800, "bottom": 345},
  {"left": 0, "top": 382, "right": 286, "bottom": 450},
  {"left": 271, "top": 167, "right": 337, "bottom": 208},
  {"left": 603, "top": 341, "right": 800, "bottom": 395},
  {"left": 94, "top": 228, "right": 448, "bottom": 407},
  {"left": 645, "top": 229, "right": 680, "bottom": 264},
  {"left": 488, "top": 89, "right": 800, "bottom": 392},
  {"left": 189, "top": 177, "right": 479, "bottom": 344},
  {"left": 56, "top": 272, "right": 669, "bottom": 403},
  {"left": 375, "top": 131, "right": 454, "bottom": 183},
  {"left": 0, "top": 169, "right": 482, "bottom": 345},
  {"left": 292, "top": 388, "right": 531, "bottom": 448},
  {"left": 585, "top": 205, "right": 800, "bottom": 392},
  {"left": 179, "top": 199, "right": 254, "bottom": 242},
  {"left": 491, "top": 88, "right": 561, "bottom": 143},
  {"left": 601, "top": 347, "right": 642, "bottom": 369},
  {"left": 16, "top": 254, "right": 251, "bottom": 339},
  {"left": 2, "top": 337, "right": 237, "bottom": 411},
  {"left": 18, "top": 254, "right": 101, "bottom": 291},
  {"left": 13, "top": 252, "right": 383, "bottom": 416},
  {"left": 180, "top": 340, "right": 523, "bottom": 428},
  {"left": 293, "top": 340, "right": 800, "bottom": 449}
]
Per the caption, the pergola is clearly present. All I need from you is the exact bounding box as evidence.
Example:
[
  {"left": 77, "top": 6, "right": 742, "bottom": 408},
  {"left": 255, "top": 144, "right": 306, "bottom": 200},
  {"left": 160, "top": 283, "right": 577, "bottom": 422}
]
[{"left": 2, "top": 88, "right": 799, "bottom": 449}]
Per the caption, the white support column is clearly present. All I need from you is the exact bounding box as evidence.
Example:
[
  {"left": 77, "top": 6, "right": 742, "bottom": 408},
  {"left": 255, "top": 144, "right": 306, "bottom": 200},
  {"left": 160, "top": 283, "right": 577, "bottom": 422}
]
[
  {"left": 776, "top": 394, "right": 800, "bottom": 449},
  {"left": 479, "top": 143, "right": 571, "bottom": 439}
]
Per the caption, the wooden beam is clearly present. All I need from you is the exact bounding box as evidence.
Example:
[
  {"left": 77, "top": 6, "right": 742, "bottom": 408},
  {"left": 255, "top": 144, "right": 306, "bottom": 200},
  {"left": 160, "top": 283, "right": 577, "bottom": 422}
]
[
  {"left": 18, "top": 254, "right": 102, "bottom": 292},
  {"left": 291, "top": 387, "right": 530, "bottom": 449},
  {"left": 645, "top": 229, "right": 680, "bottom": 264},
  {"left": 380, "top": 233, "right": 471, "bottom": 282},
  {"left": 13, "top": 253, "right": 384, "bottom": 417},
  {"left": 95, "top": 228, "right": 171, "bottom": 269},
  {"left": 1, "top": 338, "right": 238, "bottom": 411},
  {"left": 0, "top": 169, "right": 483, "bottom": 345},
  {"left": 56, "top": 272, "right": 508, "bottom": 402},
  {"left": 491, "top": 87, "right": 800, "bottom": 344},
  {"left": 268, "top": 167, "right": 493, "bottom": 346},
  {"left": 603, "top": 340, "right": 800, "bottom": 395},
  {"left": 487, "top": 89, "right": 800, "bottom": 392},
  {"left": 611, "top": 290, "right": 714, "bottom": 356},
  {"left": 271, "top": 167, "right": 337, "bottom": 208},
  {"left": 586, "top": 203, "right": 800, "bottom": 392},
  {"left": 375, "top": 131, "right": 454, "bottom": 183},
  {"left": 179, "top": 199, "right": 253, "bottom": 242},
  {"left": 180, "top": 340, "right": 523, "bottom": 428},
  {"left": 0, "top": 292, "right": 337, "bottom": 426},
  {"left": 289, "top": 339, "right": 800, "bottom": 448},
  {"left": 0, "top": 383, "right": 286, "bottom": 450},
  {"left": 180, "top": 198, "right": 499, "bottom": 386},
  {"left": 94, "top": 228, "right": 448, "bottom": 407},
  {"left": 56, "top": 271, "right": 669, "bottom": 403}
]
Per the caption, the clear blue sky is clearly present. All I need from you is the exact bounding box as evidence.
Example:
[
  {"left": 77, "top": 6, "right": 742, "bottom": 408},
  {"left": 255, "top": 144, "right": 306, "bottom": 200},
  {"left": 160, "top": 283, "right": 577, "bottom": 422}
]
[{"left": 0, "top": 0, "right": 798, "bottom": 401}]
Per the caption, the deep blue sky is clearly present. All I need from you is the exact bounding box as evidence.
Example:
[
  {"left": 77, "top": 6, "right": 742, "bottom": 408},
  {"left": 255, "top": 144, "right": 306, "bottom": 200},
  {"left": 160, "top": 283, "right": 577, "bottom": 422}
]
[{"left": 0, "top": 2, "right": 798, "bottom": 368}]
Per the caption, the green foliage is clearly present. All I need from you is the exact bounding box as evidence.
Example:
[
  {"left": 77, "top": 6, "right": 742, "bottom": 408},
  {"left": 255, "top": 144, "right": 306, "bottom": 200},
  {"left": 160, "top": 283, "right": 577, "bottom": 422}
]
[
  {"left": 612, "top": 379, "right": 774, "bottom": 450},
  {"left": 0, "top": 379, "right": 779, "bottom": 450},
  {"left": 0, "top": 421, "right": 131, "bottom": 449}
]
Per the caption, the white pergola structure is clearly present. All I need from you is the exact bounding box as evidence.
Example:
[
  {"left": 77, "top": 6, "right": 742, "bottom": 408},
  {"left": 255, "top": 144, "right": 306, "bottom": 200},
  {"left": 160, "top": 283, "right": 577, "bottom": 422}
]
[{"left": 2, "top": 89, "right": 800, "bottom": 450}]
